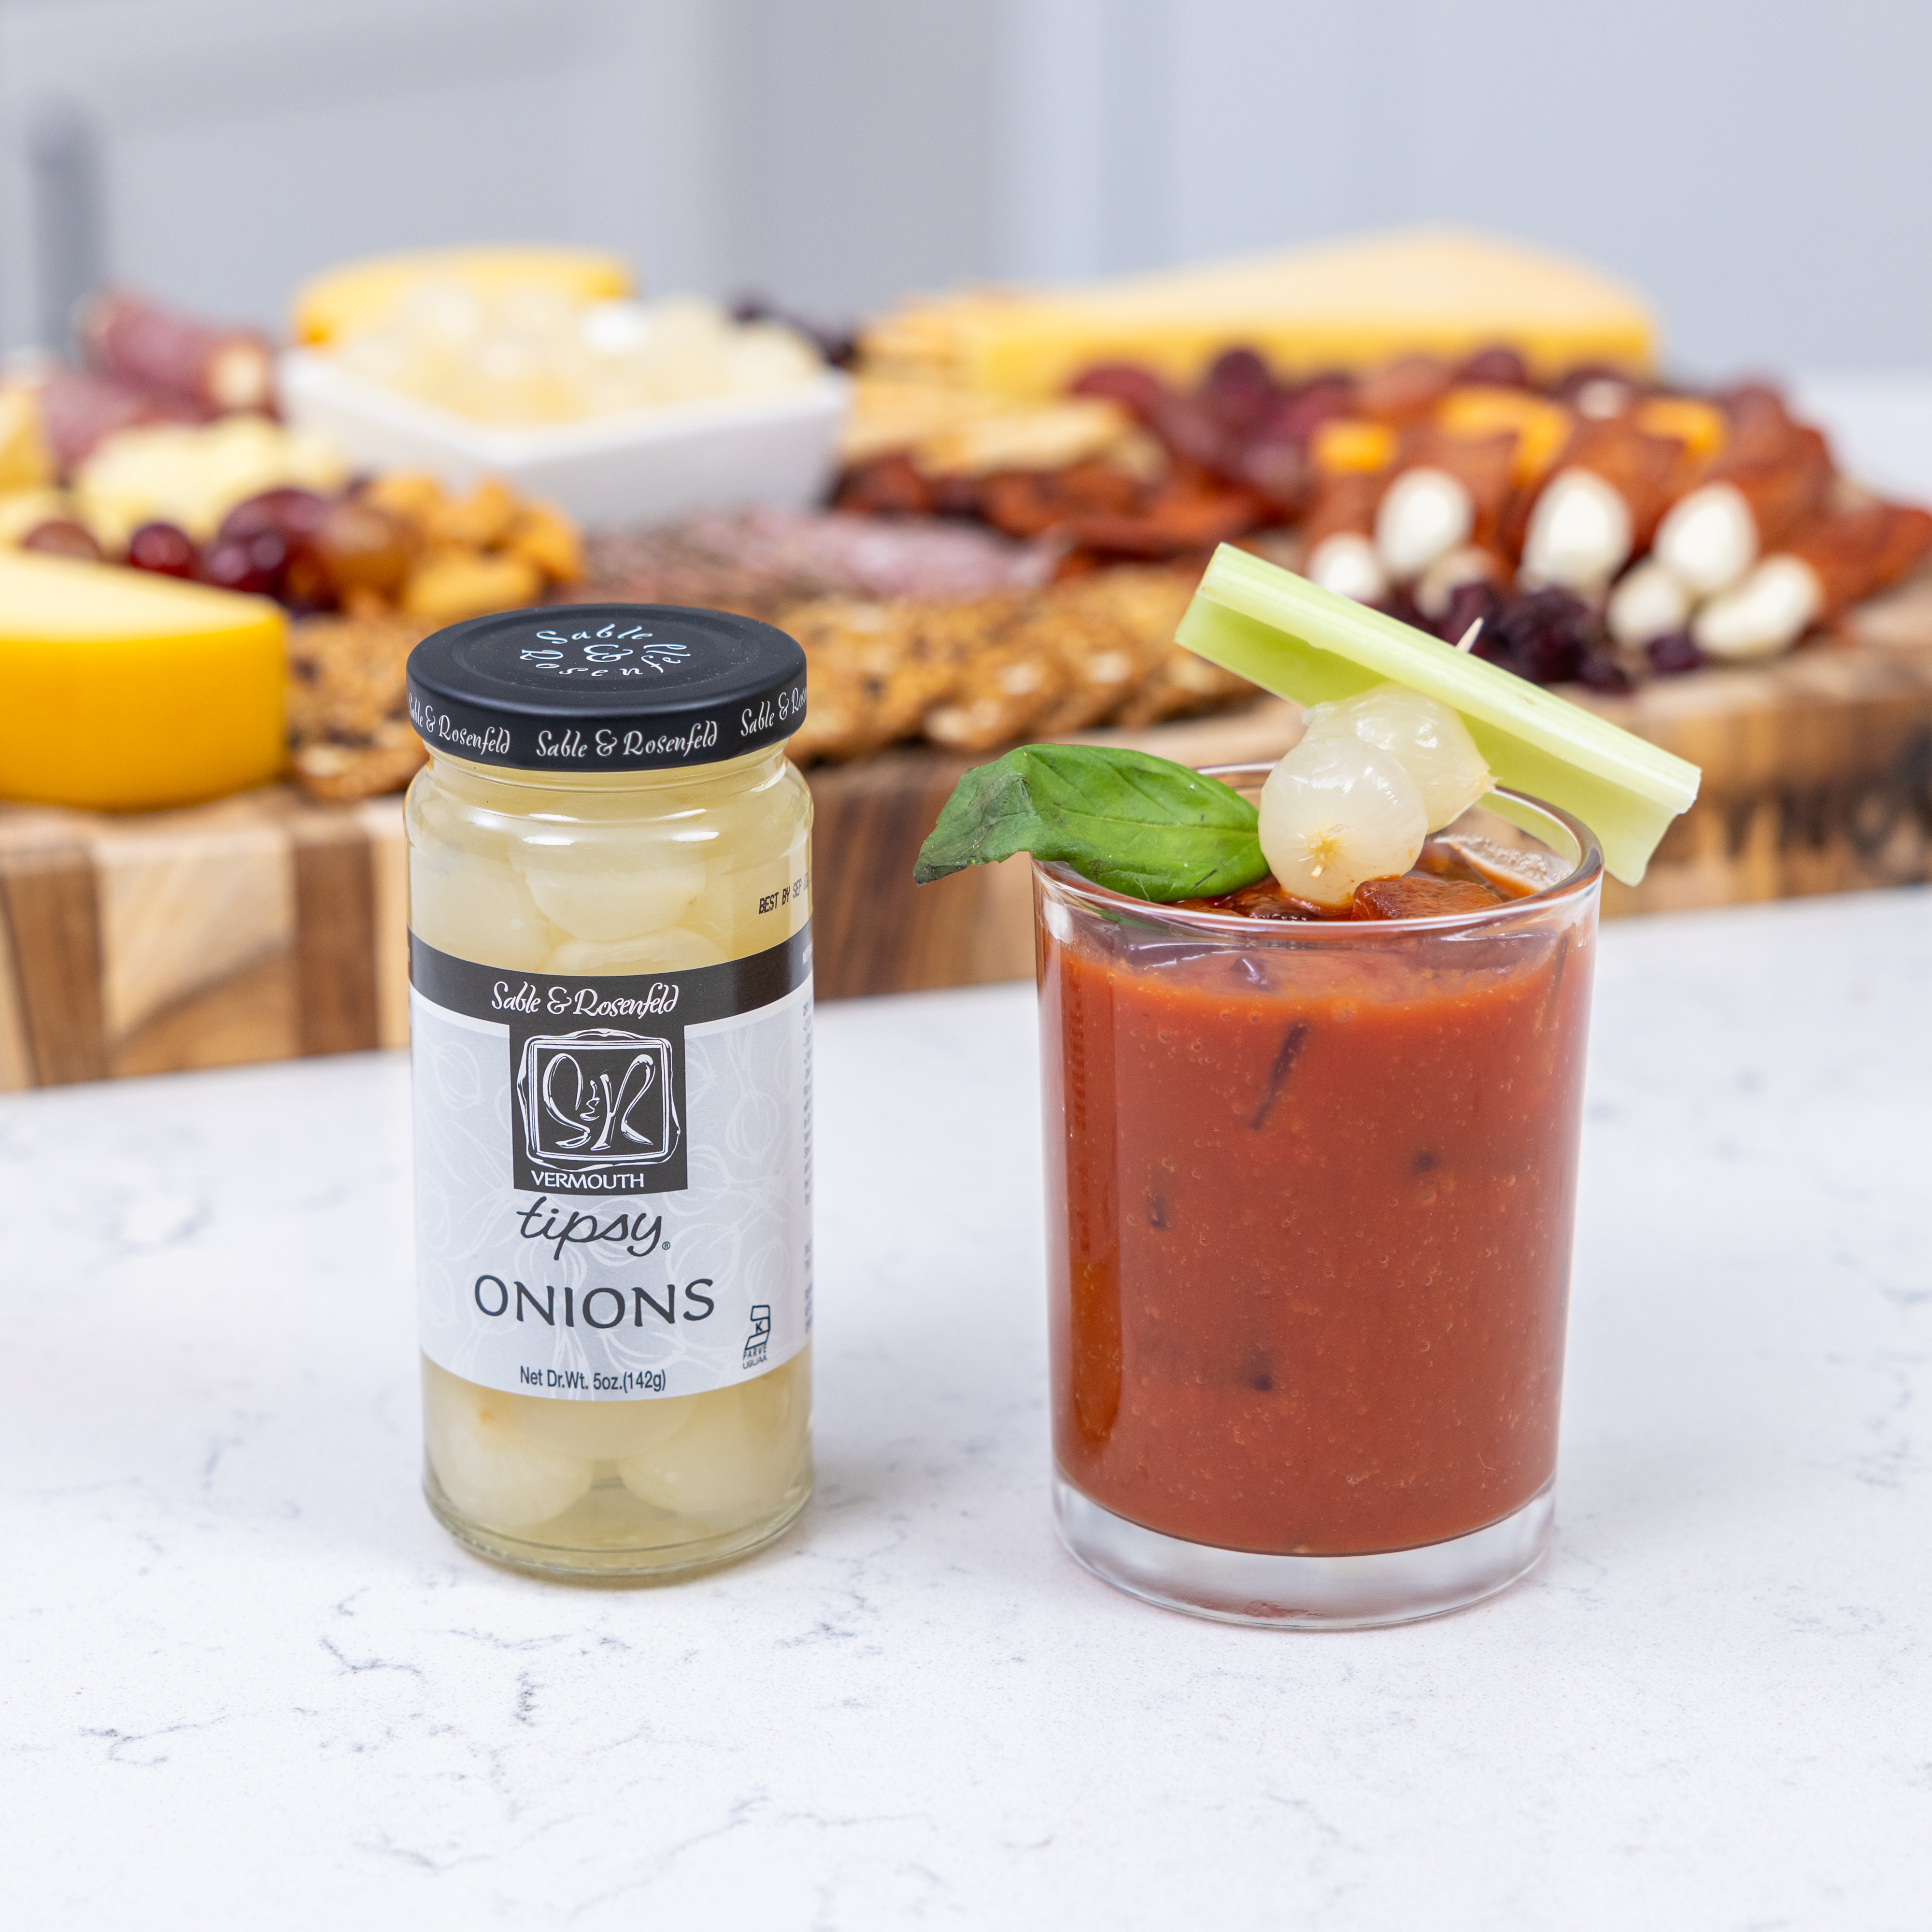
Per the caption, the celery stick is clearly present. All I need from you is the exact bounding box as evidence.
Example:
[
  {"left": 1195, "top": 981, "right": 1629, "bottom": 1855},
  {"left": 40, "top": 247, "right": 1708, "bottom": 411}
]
[{"left": 1177, "top": 545, "right": 1701, "bottom": 885}]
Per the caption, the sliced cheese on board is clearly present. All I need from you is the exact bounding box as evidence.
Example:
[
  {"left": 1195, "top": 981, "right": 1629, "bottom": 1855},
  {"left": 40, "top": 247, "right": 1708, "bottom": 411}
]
[
  {"left": 291, "top": 245, "right": 634, "bottom": 346},
  {"left": 0, "top": 552, "right": 286, "bottom": 810},
  {"left": 864, "top": 228, "right": 1657, "bottom": 401},
  {"left": 1177, "top": 544, "right": 1700, "bottom": 885}
]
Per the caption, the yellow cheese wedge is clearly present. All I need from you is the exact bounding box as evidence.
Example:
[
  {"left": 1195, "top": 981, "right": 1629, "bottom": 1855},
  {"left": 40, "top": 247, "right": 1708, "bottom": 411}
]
[
  {"left": 864, "top": 228, "right": 1656, "bottom": 401},
  {"left": 291, "top": 245, "right": 635, "bottom": 346},
  {"left": 0, "top": 553, "right": 285, "bottom": 810}
]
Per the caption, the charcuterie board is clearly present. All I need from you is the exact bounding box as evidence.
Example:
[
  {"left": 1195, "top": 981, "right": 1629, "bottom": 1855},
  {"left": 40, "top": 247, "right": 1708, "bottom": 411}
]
[{"left": 3, "top": 577, "right": 1930, "bottom": 1090}]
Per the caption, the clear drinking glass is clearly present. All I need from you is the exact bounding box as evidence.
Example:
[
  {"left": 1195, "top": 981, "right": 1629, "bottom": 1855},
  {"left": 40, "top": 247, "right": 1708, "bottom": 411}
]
[{"left": 1036, "top": 770, "right": 1603, "bottom": 1628}]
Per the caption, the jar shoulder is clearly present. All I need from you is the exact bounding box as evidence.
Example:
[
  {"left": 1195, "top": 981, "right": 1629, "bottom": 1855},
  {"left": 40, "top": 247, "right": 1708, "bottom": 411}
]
[
  {"left": 406, "top": 750, "right": 810, "bottom": 967},
  {"left": 407, "top": 750, "right": 810, "bottom": 855}
]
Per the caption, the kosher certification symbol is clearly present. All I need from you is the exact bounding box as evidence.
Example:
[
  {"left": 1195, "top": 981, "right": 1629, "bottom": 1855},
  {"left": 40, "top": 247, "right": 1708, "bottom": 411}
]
[
  {"left": 742, "top": 1304, "right": 772, "bottom": 1369},
  {"left": 516, "top": 1028, "right": 681, "bottom": 1177}
]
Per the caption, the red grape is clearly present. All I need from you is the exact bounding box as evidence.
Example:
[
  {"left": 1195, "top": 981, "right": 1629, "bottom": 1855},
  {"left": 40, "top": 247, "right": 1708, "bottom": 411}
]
[
  {"left": 1646, "top": 631, "right": 1703, "bottom": 676},
  {"left": 1269, "top": 378, "right": 1353, "bottom": 445},
  {"left": 219, "top": 487, "right": 329, "bottom": 545},
  {"left": 199, "top": 528, "right": 288, "bottom": 596},
  {"left": 1356, "top": 355, "right": 1452, "bottom": 425},
  {"left": 1576, "top": 648, "right": 1632, "bottom": 693},
  {"left": 1201, "top": 347, "right": 1279, "bottom": 432},
  {"left": 1148, "top": 393, "right": 1237, "bottom": 473},
  {"left": 1237, "top": 438, "right": 1311, "bottom": 516},
  {"left": 1067, "top": 361, "right": 1168, "bottom": 424},
  {"left": 125, "top": 521, "right": 198, "bottom": 578},
  {"left": 1458, "top": 345, "right": 1530, "bottom": 388},
  {"left": 20, "top": 519, "right": 102, "bottom": 562}
]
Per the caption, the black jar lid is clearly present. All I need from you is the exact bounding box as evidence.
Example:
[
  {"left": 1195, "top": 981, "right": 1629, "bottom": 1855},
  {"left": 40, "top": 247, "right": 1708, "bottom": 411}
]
[{"left": 406, "top": 604, "right": 807, "bottom": 773}]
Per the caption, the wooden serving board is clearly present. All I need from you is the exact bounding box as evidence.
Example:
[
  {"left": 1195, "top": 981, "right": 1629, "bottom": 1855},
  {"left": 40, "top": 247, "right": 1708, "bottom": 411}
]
[
  {"left": 4, "top": 583, "right": 1931, "bottom": 1091},
  {"left": 0, "top": 789, "right": 410, "bottom": 1090}
]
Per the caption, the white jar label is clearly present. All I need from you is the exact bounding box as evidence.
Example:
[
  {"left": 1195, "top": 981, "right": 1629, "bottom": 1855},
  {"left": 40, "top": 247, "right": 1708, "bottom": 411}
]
[{"left": 410, "top": 928, "right": 812, "bottom": 1401}]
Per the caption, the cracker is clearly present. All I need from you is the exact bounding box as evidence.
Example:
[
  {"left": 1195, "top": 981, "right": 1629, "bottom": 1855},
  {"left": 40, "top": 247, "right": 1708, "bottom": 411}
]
[
  {"left": 286, "top": 613, "right": 432, "bottom": 801},
  {"left": 1028, "top": 568, "right": 1194, "bottom": 734},
  {"left": 920, "top": 595, "right": 1071, "bottom": 752},
  {"left": 782, "top": 597, "right": 980, "bottom": 763},
  {"left": 292, "top": 720, "right": 427, "bottom": 803},
  {"left": 1110, "top": 643, "right": 1257, "bottom": 727}
]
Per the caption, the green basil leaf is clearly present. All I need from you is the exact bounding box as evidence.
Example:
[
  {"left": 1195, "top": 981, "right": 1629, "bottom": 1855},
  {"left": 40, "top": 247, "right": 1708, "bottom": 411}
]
[{"left": 912, "top": 743, "right": 1269, "bottom": 901}]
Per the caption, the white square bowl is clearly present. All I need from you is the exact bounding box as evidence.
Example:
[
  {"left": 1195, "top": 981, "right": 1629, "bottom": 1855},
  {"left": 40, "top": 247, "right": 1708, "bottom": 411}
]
[{"left": 277, "top": 349, "right": 850, "bottom": 529}]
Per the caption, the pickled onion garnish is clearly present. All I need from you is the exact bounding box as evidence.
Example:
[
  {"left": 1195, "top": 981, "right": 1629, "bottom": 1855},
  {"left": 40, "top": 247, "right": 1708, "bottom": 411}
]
[
  {"left": 1300, "top": 682, "right": 1492, "bottom": 832},
  {"left": 1258, "top": 738, "right": 1426, "bottom": 910}
]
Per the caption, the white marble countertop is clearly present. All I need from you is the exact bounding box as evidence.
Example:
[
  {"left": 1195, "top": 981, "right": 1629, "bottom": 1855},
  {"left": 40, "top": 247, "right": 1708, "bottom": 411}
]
[{"left": 5, "top": 888, "right": 1930, "bottom": 1930}]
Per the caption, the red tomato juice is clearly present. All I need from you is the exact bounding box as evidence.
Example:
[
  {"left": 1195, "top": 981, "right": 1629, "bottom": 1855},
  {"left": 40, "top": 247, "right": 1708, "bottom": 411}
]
[{"left": 1039, "top": 881, "right": 1595, "bottom": 1556}]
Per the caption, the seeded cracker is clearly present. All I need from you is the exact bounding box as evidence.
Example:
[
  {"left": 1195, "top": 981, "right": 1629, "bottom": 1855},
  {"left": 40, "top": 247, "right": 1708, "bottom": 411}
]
[{"left": 286, "top": 611, "right": 431, "bottom": 801}]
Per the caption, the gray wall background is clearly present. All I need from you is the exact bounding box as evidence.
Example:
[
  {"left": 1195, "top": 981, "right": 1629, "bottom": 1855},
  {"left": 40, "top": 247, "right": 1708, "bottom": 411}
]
[{"left": 0, "top": 0, "right": 1928, "bottom": 375}]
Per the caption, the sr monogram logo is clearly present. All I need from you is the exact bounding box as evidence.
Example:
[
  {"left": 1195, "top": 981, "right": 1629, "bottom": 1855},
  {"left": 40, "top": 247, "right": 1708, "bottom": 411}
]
[{"left": 515, "top": 1029, "right": 681, "bottom": 1179}]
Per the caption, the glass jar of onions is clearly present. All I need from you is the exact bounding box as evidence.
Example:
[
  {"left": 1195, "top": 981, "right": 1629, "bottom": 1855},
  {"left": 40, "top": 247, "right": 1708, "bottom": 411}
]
[{"left": 404, "top": 606, "right": 813, "bottom": 1578}]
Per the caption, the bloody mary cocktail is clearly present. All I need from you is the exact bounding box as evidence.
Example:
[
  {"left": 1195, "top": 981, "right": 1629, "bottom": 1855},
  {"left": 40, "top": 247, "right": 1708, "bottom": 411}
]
[{"left": 1037, "top": 778, "right": 1602, "bottom": 1627}]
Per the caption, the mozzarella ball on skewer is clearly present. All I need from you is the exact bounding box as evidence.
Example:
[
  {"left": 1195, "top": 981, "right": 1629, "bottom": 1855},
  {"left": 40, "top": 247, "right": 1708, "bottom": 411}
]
[
  {"left": 1521, "top": 467, "right": 1634, "bottom": 594},
  {"left": 1606, "top": 559, "right": 1694, "bottom": 648},
  {"left": 1692, "top": 556, "right": 1822, "bottom": 661},
  {"left": 1306, "top": 531, "right": 1391, "bottom": 606},
  {"left": 1374, "top": 467, "right": 1475, "bottom": 580},
  {"left": 1654, "top": 482, "right": 1759, "bottom": 597},
  {"left": 1414, "top": 545, "right": 1501, "bottom": 622}
]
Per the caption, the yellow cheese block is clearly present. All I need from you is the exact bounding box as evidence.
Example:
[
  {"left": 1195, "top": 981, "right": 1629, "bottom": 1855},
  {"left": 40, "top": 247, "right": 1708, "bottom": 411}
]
[
  {"left": 0, "top": 382, "right": 53, "bottom": 493},
  {"left": 0, "top": 553, "right": 286, "bottom": 810},
  {"left": 864, "top": 227, "right": 1657, "bottom": 400},
  {"left": 291, "top": 245, "right": 634, "bottom": 346}
]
